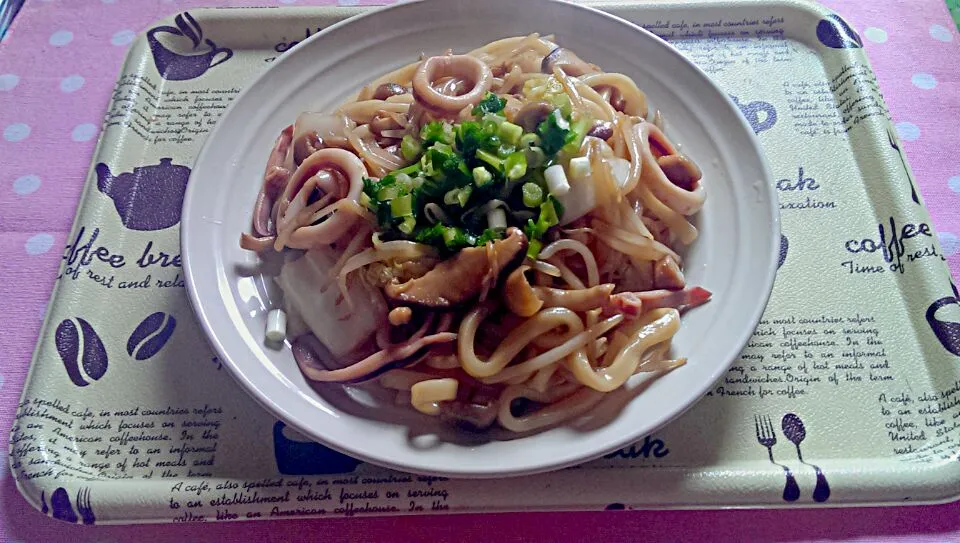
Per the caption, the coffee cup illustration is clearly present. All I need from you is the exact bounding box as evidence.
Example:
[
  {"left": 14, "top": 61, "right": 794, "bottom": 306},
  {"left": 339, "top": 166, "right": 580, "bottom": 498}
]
[
  {"left": 730, "top": 95, "right": 777, "bottom": 134},
  {"left": 926, "top": 282, "right": 960, "bottom": 357},
  {"left": 147, "top": 12, "right": 233, "bottom": 81},
  {"left": 273, "top": 421, "right": 362, "bottom": 475},
  {"left": 96, "top": 158, "right": 191, "bottom": 231}
]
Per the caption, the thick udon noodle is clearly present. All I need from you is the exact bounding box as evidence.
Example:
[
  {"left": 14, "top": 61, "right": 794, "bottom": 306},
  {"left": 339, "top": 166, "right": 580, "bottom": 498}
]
[{"left": 242, "top": 35, "right": 710, "bottom": 433}]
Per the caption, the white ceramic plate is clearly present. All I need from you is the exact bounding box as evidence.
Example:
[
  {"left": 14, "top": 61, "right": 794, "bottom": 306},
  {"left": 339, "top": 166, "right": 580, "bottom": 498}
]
[{"left": 182, "top": 0, "right": 779, "bottom": 478}]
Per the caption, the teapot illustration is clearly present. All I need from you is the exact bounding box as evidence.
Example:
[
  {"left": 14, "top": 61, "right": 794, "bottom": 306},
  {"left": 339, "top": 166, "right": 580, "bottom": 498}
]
[
  {"left": 731, "top": 95, "right": 778, "bottom": 134},
  {"left": 147, "top": 12, "right": 233, "bottom": 81},
  {"left": 96, "top": 158, "right": 190, "bottom": 232},
  {"left": 816, "top": 14, "right": 863, "bottom": 49}
]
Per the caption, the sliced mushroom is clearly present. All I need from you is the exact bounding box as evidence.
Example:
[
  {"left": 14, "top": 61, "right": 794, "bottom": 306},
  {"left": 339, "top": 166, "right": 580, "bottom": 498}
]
[
  {"left": 586, "top": 120, "right": 614, "bottom": 140},
  {"left": 373, "top": 83, "right": 408, "bottom": 101},
  {"left": 385, "top": 228, "right": 528, "bottom": 307},
  {"left": 504, "top": 266, "right": 544, "bottom": 317},
  {"left": 370, "top": 112, "right": 403, "bottom": 137},
  {"left": 653, "top": 255, "right": 685, "bottom": 290},
  {"left": 541, "top": 47, "right": 599, "bottom": 77},
  {"left": 440, "top": 401, "right": 499, "bottom": 431},
  {"left": 514, "top": 101, "right": 554, "bottom": 132}
]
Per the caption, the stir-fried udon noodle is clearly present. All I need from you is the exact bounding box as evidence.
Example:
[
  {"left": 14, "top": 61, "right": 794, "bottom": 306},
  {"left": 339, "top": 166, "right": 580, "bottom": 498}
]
[{"left": 241, "top": 35, "right": 710, "bottom": 433}]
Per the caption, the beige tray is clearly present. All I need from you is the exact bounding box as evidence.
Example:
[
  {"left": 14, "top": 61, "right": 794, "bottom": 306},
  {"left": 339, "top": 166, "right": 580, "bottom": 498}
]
[{"left": 10, "top": 1, "right": 960, "bottom": 525}]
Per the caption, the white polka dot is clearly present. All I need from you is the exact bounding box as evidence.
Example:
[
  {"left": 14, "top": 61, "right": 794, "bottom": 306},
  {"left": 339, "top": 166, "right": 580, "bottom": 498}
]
[
  {"left": 949, "top": 176, "right": 960, "bottom": 194},
  {"left": 911, "top": 73, "right": 937, "bottom": 90},
  {"left": 930, "top": 24, "right": 954, "bottom": 42},
  {"left": 60, "top": 74, "right": 85, "bottom": 93},
  {"left": 940, "top": 232, "right": 959, "bottom": 257},
  {"left": 13, "top": 175, "right": 41, "bottom": 195},
  {"left": 863, "top": 27, "right": 888, "bottom": 43},
  {"left": 896, "top": 122, "right": 920, "bottom": 142},
  {"left": 25, "top": 234, "right": 54, "bottom": 255},
  {"left": 0, "top": 74, "right": 19, "bottom": 91},
  {"left": 71, "top": 123, "right": 98, "bottom": 142},
  {"left": 4, "top": 123, "right": 30, "bottom": 142},
  {"left": 49, "top": 30, "right": 73, "bottom": 46},
  {"left": 111, "top": 29, "right": 136, "bottom": 46}
]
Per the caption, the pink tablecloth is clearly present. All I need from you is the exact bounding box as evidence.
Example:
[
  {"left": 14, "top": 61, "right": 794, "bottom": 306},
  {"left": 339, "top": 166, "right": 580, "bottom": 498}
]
[{"left": 1, "top": 0, "right": 958, "bottom": 541}]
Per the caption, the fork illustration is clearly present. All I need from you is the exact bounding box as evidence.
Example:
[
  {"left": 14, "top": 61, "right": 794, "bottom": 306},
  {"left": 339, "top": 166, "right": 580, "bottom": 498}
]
[
  {"left": 754, "top": 414, "right": 800, "bottom": 502},
  {"left": 76, "top": 487, "right": 95, "bottom": 525},
  {"left": 886, "top": 127, "right": 920, "bottom": 204}
]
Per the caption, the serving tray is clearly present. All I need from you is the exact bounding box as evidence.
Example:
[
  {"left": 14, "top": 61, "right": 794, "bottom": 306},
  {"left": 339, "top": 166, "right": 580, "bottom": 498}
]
[{"left": 10, "top": 0, "right": 960, "bottom": 524}]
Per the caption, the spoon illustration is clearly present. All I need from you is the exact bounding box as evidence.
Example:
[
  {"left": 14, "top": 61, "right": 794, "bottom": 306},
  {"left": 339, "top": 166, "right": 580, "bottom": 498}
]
[{"left": 782, "top": 413, "right": 831, "bottom": 502}]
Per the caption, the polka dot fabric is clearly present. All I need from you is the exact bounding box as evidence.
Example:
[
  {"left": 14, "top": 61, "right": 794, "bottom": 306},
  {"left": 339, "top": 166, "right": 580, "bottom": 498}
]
[{"left": 0, "top": 0, "right": 959, "bottom": 542}]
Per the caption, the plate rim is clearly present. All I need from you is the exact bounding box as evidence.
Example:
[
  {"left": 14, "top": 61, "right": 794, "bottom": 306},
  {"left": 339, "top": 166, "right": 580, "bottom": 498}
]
[{"left": 182, "top": 0, "right": 781, "bottom": 478}]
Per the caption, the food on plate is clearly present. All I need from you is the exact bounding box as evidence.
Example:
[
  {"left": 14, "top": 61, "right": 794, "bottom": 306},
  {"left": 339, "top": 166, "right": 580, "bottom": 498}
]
[{"left": 240, "top": 35, "right": 709, "bottom": 433}]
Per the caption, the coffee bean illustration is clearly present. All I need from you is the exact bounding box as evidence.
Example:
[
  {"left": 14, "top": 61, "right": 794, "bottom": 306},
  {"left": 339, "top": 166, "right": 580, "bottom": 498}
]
[
  {"left": 127, "top": 312, "right": 177, "bottom": 360},
  {"left": 778, "top": 234, "right": 789, "bottom": 269},
  {"left": 55, "top": 318, "right": 108, "bottom": 387}
]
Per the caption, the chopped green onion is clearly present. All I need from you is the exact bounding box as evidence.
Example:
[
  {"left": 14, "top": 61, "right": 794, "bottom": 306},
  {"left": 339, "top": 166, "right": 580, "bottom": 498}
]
[
  {"left": 497, "top": 143, "right": 516, "bottom": 158},
  {"left": 476, "top": 149, "right": 503, "bottom": 170},
  {"left": 394, "top": 172, "right": 413, "bottom": 190},
  {"left": 395, "top": 162, "right": 422, "bottom": 176},
  {"left": 504, "top": 151, "right": 528, "bottom": 181},
  {"left": 548, "top": 93, "right": 573, "bottom": 117},
  {"left": 519, "top": 133, "right": 542, "bottom": 149},
  {"left": 443, "top": 188, "right": 460, "bottom": 206},
  {"left": 421, "top": 121, "right": 454, "bottom": 145},
  {"left": 440, "top": 226, "right": 475, "bottom": 250},
  {"left": 398, "top": 216, "right": 417, "bottom": 234},
  {"left": 537, "top": 109, "right": 572, "bottom": 155},
  {"left": 522, "top": 182, "right": 544, "bottom": 208},
  {"left": 472, "top": 92, "right": 506, "bottom": 116},
  {"left": 442, "top": 227, "right": 458, "bottom": 245},
  {"left": 487, "top": 207, "right": 507, "bottom": 230},
  {"left": 524, "top": 146, "right": 546, "bottom": 169},
  {"left": 442, "top": 186, "right": 472, "bottom": 207},
  {"left": 401, "top": 134, "right": 422, "bottom": 162},
  {"left": 360, "top": 192, "right": 374, "bottom": 210},
  {"left": 562, "top": 117, "right": 592, "bottom": 155},
  {"left": 544, "top": 164, "right": 570, "bottom": 196},
  {"left": 527, "top": 238, "right": 543, "bottom": 259},
  {"left": 457, "top": 185, "right": 472, "bottom": 207},
  {"left": 377, "top": 185, "right": 401, "bottom": 201},
  {"left": 476, "top": 228, "right": 502, "bottom": 246},
  {"left": 390, "top": 194, "right": 413, "bottom": 218},
  {"left": 498, "top": 121, "right": 523, "bottom": 146},
  {"left": 568, "top": 156, "right": 592, "bottom": 179},
  {"left": 472, "top": 166, "right": 493, "bottom": 187},
  {"left": 539, "top": 197, "right": 561, "bottom": 228}
]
